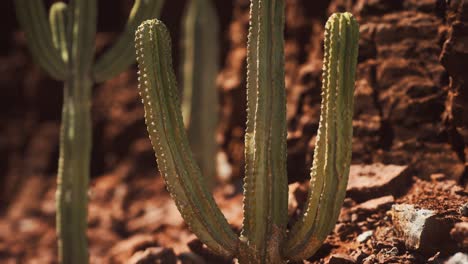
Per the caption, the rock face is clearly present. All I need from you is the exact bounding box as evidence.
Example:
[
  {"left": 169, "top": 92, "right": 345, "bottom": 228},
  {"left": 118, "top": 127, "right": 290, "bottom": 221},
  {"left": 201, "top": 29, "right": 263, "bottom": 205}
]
[
  {"left": 440, "top": 1, "right": 468, "bottom": 184},
  {"left": 215, "top": 0, "right": 466, "bottom": 183},
  {"left": 1, "top": 0, "right": 466, "bottom": 194}
]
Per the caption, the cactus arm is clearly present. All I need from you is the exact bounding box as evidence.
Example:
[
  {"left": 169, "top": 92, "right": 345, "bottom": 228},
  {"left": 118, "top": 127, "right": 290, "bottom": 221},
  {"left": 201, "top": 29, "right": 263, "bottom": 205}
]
[
  {"left": 240, "top": 0, "right": 288, "bottom": 262},
  {"left": 135, "top": 20, "right": 238, "bottom": 257},
  {"left": 93, "top": 0, "right": 164, "bottom": 82},
  {"left": 181, "top": 0, "right": 219, "bottom": 187},
  {"left": 68, "top": 0, "right": 96, "bottom": 76},
  {"left": 283, "top": 13, "right": 359, "bottom": 261},
  {"left": 14, "top": 0, "right": 67, "bottom": 80},
  {"left": 49, "top": 2, "right": 69, "bottom": 63}
]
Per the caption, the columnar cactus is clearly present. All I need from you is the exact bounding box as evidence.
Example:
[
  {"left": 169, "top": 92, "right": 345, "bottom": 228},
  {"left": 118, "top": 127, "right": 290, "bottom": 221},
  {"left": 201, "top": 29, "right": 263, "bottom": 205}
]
[
  {"left": 135, "top": 0, "right": 359, "bottom": 262},
  {"left": 15, "top": 0, "right": 163, "bottom": 263},
  {"left": 181, "top": 0, "right": 220, "bottom": 186}
]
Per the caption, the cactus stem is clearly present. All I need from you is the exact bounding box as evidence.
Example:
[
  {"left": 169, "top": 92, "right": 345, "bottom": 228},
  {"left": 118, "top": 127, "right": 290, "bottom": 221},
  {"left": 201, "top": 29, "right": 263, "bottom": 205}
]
[
  {"left": 181, "top": 0, "right": 220, "bottom": 187},
  {"left": 135, "top": 20, "right": 239, "bottom": 257},
  {"left": 240, "top": 0, "right": 288, "bottom": 262},
  {"left": 283, "top": 12, "right": 359, "bottom": 261}
]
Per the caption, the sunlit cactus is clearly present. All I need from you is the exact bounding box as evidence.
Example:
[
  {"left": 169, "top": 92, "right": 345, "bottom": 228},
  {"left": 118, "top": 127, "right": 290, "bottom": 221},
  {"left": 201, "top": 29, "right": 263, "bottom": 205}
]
[
  {"left": 15, "top": 0, "right": 163, "bottom": 263},
  {"left": 181, "top": 0, "right": 220, "bottom": 187},
  {"left": 135, "top": 0, "right": 359, "bottom": 262}
]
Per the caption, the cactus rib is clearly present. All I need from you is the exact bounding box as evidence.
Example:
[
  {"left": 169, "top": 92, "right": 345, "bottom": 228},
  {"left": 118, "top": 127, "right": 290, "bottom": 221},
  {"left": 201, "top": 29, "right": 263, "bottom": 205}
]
[
  {"left": 283, "top": 13, "right": 359, "bottom": 261},
  {"left": 15, "top": 0, "right": 67, "bottom": 80},
  {"left": 135, "top": 20, "right": 238, "bottom": 257},
  {"left": 93, "top": 0, "right": 163, "bottom": 82},
  {"left": 240, "top": 0, "right": 288, "bottom": 262}
]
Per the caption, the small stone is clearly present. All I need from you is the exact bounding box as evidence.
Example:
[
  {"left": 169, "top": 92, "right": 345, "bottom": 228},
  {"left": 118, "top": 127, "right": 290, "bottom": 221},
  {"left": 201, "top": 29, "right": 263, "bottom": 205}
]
[
  {"left": 350, "top": 250, "right": 368, "bottom": 263},
  {"left": 351, "top": 213, "right": 359, "bottom": 222},
  {"left": 328, "top": 253, "right": 356, "bottom": 264},
  {"left": 450, "top": 222, "right": 468, "bottom": 250},
  {"left": 459, "top": 203, "right": 468, "bottom": 216},
  {"left": 430, "top": 173, "right": 445, "bottom": 181},
  {"left": 128, "top": 247, "right": 176, "bottom": 264},
  {"left": 357, "top": 230, "right": 373, "bottom": 243},
  {"left": 380, "top": 246, "right": 398, "bottom": 256},
  {"left": 362, "top": 254, "right": 376, "bottom": 264},
  {"left": 446, "top": 253, "right": 468, "bottom": 264},
  {"left": 427, "top": 252, "right": 441, "bottom": 263}
]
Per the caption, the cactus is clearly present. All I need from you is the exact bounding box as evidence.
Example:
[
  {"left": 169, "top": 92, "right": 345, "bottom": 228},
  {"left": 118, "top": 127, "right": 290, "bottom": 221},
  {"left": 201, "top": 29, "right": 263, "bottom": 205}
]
[
  {"left": 135, "top": 0, "right": 359, "bottom": 262},
  {"left": 15, "top": 0, "right": 163, "bottom": 263},
  {"left": 180, "top": 0, "right": 219, "bottom": 186}
]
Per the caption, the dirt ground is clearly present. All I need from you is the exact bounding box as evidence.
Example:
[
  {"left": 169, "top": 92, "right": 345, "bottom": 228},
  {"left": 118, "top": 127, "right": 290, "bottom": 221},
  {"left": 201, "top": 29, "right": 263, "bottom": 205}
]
[{"left": 0, "top": 0, "right": 467, "bottom": 263}]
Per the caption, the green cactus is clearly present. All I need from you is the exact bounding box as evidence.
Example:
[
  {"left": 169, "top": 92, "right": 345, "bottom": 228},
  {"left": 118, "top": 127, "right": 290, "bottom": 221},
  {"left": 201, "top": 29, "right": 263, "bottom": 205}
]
[
  {"left": 135, "top": 1, "right": 359, "bottom": 262},
  {"left": 15, "top": 0, "right": 163, "bottom": 263},
  {"left": 181, "top": 0, "right": 220, "bottom": 187}
]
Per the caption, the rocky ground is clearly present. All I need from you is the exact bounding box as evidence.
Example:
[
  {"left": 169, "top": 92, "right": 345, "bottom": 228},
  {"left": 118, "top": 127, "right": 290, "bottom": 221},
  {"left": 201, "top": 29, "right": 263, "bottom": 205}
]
[{"left": 0, "top": 0, "right": 467, "bottom": 263}]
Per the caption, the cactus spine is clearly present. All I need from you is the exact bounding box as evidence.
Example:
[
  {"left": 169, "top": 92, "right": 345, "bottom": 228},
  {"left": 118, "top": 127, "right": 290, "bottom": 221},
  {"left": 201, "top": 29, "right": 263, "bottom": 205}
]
[
  {"left": 15, "top": 1, "right": 163, "bottom": 263},
  {"left": 181, "top": 0, "right": 219, "bottom": 186},
  {"left": 135, "top": 1, "right": 359, "bottom": 262}
]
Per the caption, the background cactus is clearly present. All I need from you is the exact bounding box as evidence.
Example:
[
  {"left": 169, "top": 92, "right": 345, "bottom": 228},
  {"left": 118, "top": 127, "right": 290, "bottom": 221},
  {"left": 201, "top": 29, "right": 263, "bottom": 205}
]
[
  {"left": 15, "top": 0, "right": 163, "bottom": 263},
  {"left": 135, "top": 0, "right": 359, "bottom": 262},
  {"left": 180, "top": 0, "right": 220, "bottom": 186}
]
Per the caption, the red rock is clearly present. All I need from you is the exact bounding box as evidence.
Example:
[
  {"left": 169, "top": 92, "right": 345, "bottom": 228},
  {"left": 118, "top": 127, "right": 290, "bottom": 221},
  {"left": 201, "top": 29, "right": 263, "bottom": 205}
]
[
  {"left": 328, "top": 253, "right": 356, "bottom": 264},
  {"left": 126, "top": 199, "right": 184, "bottom": 233},
  {"left": 109, "top": 235, "right": 158, "bottom": 263},
  {"left": 347, "top": 164, "right": 410, "bottom": 202},
  {"left": 352, "top": 195, "right": 395, "bottom": 213},
  {"left": 128, "top": 247, "right": 177, "bottom": 264}
]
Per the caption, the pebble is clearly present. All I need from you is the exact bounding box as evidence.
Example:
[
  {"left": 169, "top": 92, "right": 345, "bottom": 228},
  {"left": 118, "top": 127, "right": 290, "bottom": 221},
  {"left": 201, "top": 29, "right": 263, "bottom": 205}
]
[
  {"left": 328, "top": 253, "right": 356, "bottom": 264},
  {"left": 357, "top": 230, "right": 373, "bottom": 243}
]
